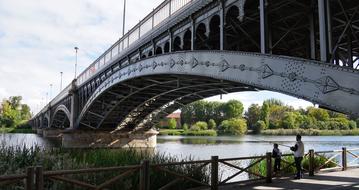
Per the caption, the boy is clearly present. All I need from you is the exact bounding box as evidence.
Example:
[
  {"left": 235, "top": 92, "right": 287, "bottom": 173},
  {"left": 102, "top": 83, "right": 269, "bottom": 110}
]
[{"left": 272, "top": 143, "right": 281, "bottom": 173}]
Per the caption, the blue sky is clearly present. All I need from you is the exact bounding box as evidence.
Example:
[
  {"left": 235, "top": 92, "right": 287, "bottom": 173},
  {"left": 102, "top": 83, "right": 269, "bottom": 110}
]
[{"left": 0, "top": 0, "right": 313, "bottom": 114}]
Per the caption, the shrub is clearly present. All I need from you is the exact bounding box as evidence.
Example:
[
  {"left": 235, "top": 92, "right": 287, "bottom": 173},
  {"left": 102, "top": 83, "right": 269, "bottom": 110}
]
[
  {"left": 349, "top": 120, "right": 357, "bottom": 129},
  {"left": 253, "top": 120, "right": 266, "bottom": 134},
  {"left": 168, "top": 118, "right": 177, "bottom": 129},
  {"left": 219, "top": 118, "right": 247, "bottom": 135},
  {"left": 182, "top": 123, "right": 189, "bottom": 131},
  {"left": 191, "top": 121, "right": 208, "bottom": 130},
  {"left": 207, "top": 119, "right": 216, "bottom": 129}
]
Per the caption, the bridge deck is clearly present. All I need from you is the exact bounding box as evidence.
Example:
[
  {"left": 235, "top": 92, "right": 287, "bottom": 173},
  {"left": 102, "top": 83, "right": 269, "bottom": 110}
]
[{"left": 215, "top": 168, "right": 359, "bottom": 190}]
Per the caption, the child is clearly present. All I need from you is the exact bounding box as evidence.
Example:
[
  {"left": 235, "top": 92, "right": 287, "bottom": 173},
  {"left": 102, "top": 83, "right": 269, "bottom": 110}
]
[{"left": 272, "top": 143, "right": 281, "bottom": 173}]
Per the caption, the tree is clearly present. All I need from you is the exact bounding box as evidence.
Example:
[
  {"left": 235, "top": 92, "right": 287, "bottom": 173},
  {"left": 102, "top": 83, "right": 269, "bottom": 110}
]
[
  {"left": 245, "top": 104, "right": 261, "bottom": 129},
  {"left": 183, "top": 123, "right": 189, "bottom": 130},
  {"left": 168, "top": 118, "right": 177, "bottom": 129},
  {"left": 253, "top": 120, "right": 266, "bottom": 134},
  {"left": 260, "top": 102, "right": 270, "bottom": 128},
  {"left": 307, "top": 107, "right": 330, "bottom": 121},
  {"left": 263, "top": 99, "right": 284, "bottom": 107},
  {"left": 223, "top": 100, "right": 244, "bottom": 119},
  {"left": 281, "top": 112, "right": 301, "bottom": 129},
  {"left": 219, "top": 118, "right": 247, "bottom": 135},
  {"left": 208, "top": 119, "right": 216, "bottom": 129}
]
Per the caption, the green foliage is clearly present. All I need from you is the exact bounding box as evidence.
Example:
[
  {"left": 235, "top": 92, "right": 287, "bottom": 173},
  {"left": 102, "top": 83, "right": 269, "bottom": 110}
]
[
  {"left": 253, "top": 120, "right": 266, "bottom": 134},
  {"left": 219, "top": 118, "right": 247, "bottom": 135},
  {"left": 0, "top": 145, "right": 210, "bottom": 190},
  {"left": 307, "top": 107, "right": 330, "bottom": 121},
  {"left": 0, "top": 96, "right": 31, "bottom": 129},
  {"left": 222, "top": 100, "right": 244, "bottom": 119},
  {"left": 260, "top": 128, "right": 359, "bottom": 136},
  {"left": 349, "top": 120, "right": 357, "bottom": 129},
  {"left": 260, "top": 102, "right": 270, "bottom": 128},
  {"left": 182, "top": 123, "right": 189, "bottom": 131},
  {"left": 168, "top": 118, "right": 177, "bottom": 129},
  {"left": 191, "top": 121, "right": 208, "bottom": 131},
  {"left": 245, "top": 104, "right": 261, "bottom": 129},
  {"left": 207, "top": 119, "right": 216, "bottom": 130},
  {"left": 158, "top": 129, "right": 217, "bottom": 136}
]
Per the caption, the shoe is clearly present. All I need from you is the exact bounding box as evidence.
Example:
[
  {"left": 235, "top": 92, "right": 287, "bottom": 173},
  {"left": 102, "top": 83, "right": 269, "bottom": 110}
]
[{"left": 294, "top": 176, "right": 300, "bottom": 180}]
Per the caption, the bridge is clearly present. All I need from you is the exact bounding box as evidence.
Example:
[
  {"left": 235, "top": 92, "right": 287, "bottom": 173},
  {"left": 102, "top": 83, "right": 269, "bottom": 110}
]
[{"left": 29, "top": 0, "right": 359, "bottom": 147}]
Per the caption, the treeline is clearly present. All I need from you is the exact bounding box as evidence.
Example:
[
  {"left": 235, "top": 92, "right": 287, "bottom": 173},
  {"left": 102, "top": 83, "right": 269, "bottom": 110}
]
[
  {"left": 162, "top": 98, "right": 359, "bottom": 136},
  {"left": 245, "top": 99, "right": 358, "bottom": 133},
  {"left": 178, "top": 100, "right": 247, "bottom": 135},
  {"left": 0, "top": 96, "right": 32, "bottom": 128}
]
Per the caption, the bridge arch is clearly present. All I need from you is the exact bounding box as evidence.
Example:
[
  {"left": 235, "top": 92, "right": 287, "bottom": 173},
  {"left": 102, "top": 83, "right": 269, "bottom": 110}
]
[
  {"left": 76, "top": 51, "right": 359, "bottom": 130},
  {"left": 173, "top": 36, "right": 182, "bottom": 51},
  {"left": 195, "top": 23, "right": 208, "bottom": 50},
  {"left": 51, "top": 105, "right": 71, "bottom": 128},
  {"left": 209, "top": 15, "right": 220, "bottom": 50},
  {"left": 183, "top": 30, "right": 192, "bottom": 50}
]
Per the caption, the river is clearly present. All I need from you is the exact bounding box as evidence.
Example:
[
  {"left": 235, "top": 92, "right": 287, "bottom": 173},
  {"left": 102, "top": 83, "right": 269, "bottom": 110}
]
[{"left": 1, "top": 133, "right": 358, "bottom": 160}]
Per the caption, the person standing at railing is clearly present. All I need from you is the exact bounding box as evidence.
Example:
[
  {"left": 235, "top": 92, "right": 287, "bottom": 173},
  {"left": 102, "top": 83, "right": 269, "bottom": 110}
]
[
  {"left": 272, "top": 143, "right": 282, "bottom": 174},
  {"left": 290, "top": 134, "right": 304, "bottom": 179}
]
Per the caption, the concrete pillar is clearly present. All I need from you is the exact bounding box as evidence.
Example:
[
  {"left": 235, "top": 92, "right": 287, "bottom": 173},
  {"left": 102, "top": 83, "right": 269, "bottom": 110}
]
[
  {"left": 62, "top": 129, "right": 159, "bottom": 148},
  {"left": 43, "top": 129, "right": 63, "bottom": 138},
  {"left": 36, "top": 128, "right": 43, "bottom": 136},
  {"left": 318, "top": 0, "right": 329, "bottom": 62},
  {"left": 260, "top": 0, "right": 269, "bottom": 54},
  {"left": 69, "top": 79, "right": 79, "bottom": 129}
]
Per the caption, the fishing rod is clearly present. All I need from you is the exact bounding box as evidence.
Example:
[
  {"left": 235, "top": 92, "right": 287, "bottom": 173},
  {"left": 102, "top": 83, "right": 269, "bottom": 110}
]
[{"left": 251, "top": 137, "right": 291, "bottom": 148}]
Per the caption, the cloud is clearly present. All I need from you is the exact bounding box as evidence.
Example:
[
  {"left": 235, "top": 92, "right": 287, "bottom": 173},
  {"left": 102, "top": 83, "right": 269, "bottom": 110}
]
[{"left": 0, "top": 0, "right": 312, "bottom": 115}]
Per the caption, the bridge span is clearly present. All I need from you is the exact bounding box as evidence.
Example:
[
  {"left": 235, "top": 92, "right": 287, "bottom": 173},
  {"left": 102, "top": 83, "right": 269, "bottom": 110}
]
[{"left": 29, "top": 0, "right": 359, "bottom": 147}]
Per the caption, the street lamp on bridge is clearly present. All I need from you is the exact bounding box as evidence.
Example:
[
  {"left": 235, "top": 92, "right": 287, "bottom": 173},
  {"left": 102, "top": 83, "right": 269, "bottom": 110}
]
[
  {"left": 74, "top": 47, "right": 79, "bottom": 79},
  {"left": 60, "top": 71, "right": 63, "bottom": 91}
]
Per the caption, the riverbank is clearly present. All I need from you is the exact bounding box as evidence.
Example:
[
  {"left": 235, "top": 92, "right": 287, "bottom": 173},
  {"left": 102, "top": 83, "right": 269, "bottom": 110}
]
[
  {"left": 158, "top": 129, "right": 217, "bottom": 136},
  {"left": 0, "top": 127, "right": 35, "bottom": 133},
  {"left": 260, "top": 128, "right": 359, "bottom": 136}
]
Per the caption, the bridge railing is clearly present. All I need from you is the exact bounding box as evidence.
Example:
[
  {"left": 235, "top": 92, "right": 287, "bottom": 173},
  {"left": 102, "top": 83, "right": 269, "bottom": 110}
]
[
  {"left": 76, "top": 0, "right": 194, "bottom": 86},
  {"left": 1, "top": 147, "right": 358, "bottom": 190}
]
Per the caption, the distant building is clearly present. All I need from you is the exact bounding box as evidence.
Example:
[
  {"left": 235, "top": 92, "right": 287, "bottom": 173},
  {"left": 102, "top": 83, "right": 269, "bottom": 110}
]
[{"left": 159, "top": 112, "right": 181, "bottom": 128}]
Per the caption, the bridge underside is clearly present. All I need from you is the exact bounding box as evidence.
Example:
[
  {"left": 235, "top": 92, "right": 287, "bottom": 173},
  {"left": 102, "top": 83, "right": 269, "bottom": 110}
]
[
  {"left": 76, "top": 51, "right": 359, "bottom": 131},
  {"left": 79, "top": 74, "right": 255, "bottom": 130}
]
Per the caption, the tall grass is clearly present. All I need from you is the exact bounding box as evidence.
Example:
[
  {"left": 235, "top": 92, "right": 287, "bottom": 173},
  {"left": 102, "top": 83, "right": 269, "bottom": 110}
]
[
  {"left": 0, "top": 145, "right": 209, "bottom": 190},
  {"left": 248, "top": 154, "right": 337, "bottom": 178}
]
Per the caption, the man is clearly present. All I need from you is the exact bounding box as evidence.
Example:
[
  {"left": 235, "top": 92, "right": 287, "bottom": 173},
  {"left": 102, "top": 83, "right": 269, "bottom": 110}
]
[{"left": 290, "top": 134, "right": 304, "bottom": 179}]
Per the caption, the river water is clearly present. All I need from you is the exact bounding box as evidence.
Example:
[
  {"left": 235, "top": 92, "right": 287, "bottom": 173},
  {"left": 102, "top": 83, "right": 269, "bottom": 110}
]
[{"left": 1, "top": 133, "right": 358, "bottom": 160}]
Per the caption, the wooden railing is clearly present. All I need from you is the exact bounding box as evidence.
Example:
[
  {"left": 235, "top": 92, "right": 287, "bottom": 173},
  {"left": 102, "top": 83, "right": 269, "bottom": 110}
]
[{"left": 1, "top": 147, "right": 358, "bottom": 190}]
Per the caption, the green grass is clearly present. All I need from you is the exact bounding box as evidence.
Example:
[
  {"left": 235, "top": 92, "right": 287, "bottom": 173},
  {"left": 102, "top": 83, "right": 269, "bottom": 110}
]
[
  {"left": 260, "top": 129, "right": 359, "bottom": 136},
  {"left": 0, "top": 144, "right": 209, "bottom": 190},
  {"left": 159, "top": 129, "right": 217, "bottom": 136}
]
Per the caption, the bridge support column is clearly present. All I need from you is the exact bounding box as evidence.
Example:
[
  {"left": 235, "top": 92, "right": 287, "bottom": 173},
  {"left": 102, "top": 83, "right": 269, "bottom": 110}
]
[
  {"left": 69, "top": 79, "right": 79, "bottom": 128},
  {"left": 259, "top": 0, "right": 269, "bottom": 54},
  {"left": 43, "top": 129, "right": 63, "bottom": 138},
  {"left": 36, "top": 128, "right": 43, "bottom": 136},
  {"left": 62, "top": 129, "right": 159, "bottom": 148}
]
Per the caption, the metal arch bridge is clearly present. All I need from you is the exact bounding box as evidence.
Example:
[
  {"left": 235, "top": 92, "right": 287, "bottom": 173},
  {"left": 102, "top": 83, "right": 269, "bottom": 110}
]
[{"left": 30, "top": 0, "right": 359, "bottom": 132}]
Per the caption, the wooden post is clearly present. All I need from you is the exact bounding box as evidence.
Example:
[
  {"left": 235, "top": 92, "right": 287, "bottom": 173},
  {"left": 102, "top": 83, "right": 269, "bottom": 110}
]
[
  {"left": 309, "top": 149, "right": 315, "bottom": 176},
  {"left": 35, "top": 166, "right": 44, "bottom": 190},
  {"left": 139, "top": 160, "right": 150, "bottom": 190},
  {"left": 25, "top": 167, "right": 34, "bottom": 190},
  {"left": 211, "top": 156, "right": 219, "bottom": 190},
  {"left": 342, "top": 147, "right": 347, "bottom": 171},
  {"left": 266, "top": 152, "right": 272, "bottom": 183}
]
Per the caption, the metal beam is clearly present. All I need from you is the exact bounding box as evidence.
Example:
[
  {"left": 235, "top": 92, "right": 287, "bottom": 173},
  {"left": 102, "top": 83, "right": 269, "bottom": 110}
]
[
  {"left": 318, "top": 0, "right": 328, "bottom": 62},
  {"left": 260, "top": 0, "right": 269, "bottom": 54}
]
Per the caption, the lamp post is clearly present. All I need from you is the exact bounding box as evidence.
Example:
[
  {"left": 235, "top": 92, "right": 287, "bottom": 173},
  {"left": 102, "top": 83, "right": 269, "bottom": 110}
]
[
  {"left": 60, "top": 71, "right": 63, "bottom": 91},
  {"left": 49, "top": 84, "right": 53, "bottom": 100},
  {"left": 74, "top": 47, "right": 79, "bottom": 78},
  {"left": 122, "top": 0, "right": 126, "bottom": 37}
]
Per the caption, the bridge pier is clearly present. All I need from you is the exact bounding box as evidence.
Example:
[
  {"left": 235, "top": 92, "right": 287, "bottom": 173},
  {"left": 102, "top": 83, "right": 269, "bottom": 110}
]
[
  {"left": 43, "top": 129, "right": 63, "bottom": 138},
  {"left": 36, "top": 128, "right": 43, "bottom": 136},
  {"left": 61, "top": 129, "right": 158, "bottom": 148}
]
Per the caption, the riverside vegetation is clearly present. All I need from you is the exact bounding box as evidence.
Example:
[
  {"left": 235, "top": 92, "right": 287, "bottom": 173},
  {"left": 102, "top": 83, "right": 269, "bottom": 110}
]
[
  {"left": 0, "top": 144, "right": 209, "bottom": 190},
  {"left": 158, "top": 99, "right": 359, "bottom": 136}
]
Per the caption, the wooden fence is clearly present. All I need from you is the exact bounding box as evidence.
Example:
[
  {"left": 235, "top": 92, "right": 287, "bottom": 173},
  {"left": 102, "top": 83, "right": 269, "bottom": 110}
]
[{"left": 1, "top": 147, "right": 358, "bottom": 190}]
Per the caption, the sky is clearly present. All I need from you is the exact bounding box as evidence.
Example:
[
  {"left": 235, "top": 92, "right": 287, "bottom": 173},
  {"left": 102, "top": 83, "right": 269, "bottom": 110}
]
[{"left": 0, "top": 0, "right": 313, "bottom": 115}]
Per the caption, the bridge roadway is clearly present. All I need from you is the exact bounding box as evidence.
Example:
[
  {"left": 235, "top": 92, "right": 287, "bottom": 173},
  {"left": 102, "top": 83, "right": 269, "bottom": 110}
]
[{"left": 211, "top": 168, "right": 359, "bottom": 190}]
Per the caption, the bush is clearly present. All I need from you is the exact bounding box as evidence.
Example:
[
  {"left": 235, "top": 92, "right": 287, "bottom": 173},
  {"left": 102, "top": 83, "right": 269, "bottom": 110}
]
[
  {"left": 168, "top": 118, "right": 177, "bottom": 129},
  {"left": 182, "top": 130, "right": 217, "bottom": 136},
  {"left": 208, "top": 119, "right": 216, "bottom": 129},
  {"left": 253, "top": 120, "right": 266, "bottom": 134},
  {"left": 183, "top": 123, "right": 189, "bottom": 131},
  {"left": 219, "top": 118, "right": 247, "bottom": 135},
  {"left": 349, "top": 120, "right": 357, "bottom": 129},
  {"left": 191, "top": 121, "right": 208, "bottom": 130}
]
